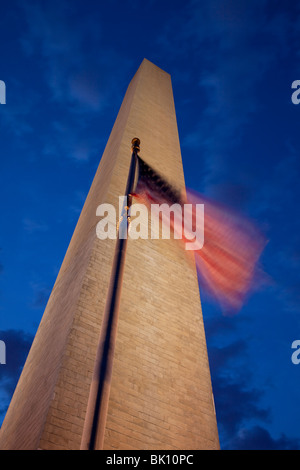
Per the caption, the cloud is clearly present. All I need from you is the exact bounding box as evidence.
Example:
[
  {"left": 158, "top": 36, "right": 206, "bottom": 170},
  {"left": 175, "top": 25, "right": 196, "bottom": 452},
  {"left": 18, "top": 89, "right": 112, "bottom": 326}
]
[
  {"left": 31, "top": 287, "right": 50, "bottom": 309},
  {"left": 206, "top": 315, "right": 271, "bottom": 443},
  {"left": 0, "top": 78, "right": 38, "bottom": 137},
  {"left": 229, "top": 425, "right": 300, "bottom": 450},
  {"left": 205, "top": 314, "right": 237, "bottom": 338},
  {"left": 29, "top": 282, "right": 51, "bottom": 310},
  {"left": 209, "top": 340, "right": 247, "bottom": 373},
  {"left": 0, "top": 330, "right": 33, "bottom": 388},
  {"left": 19, "top": 0, "right": 132, "bottom": 112},
  {"left": 0, "top": 329, "right": 33, "bottom": 425},
  {"left": 15, "top": 0, "right": 134, "bottom": 164},
  {"left": 205, "top": 313, "right": 300, "bottom": 449},
  {"left": 213, "top": 373, "right": 271, "bottom": 442},
  {"left": 43, "top": 119, "right": 104, "bottom": 163},
  {"left": 203, "top": 182, "right": 254, "bottom": 211},
  {"left": 248, "top": 143, "right": 300, "bottom": 314},
  {"left": 23, "top": 218, "right": 48, "bottom": 233},
  {"left": 158, "top": 1, "right": 300, "bottom": 191}
]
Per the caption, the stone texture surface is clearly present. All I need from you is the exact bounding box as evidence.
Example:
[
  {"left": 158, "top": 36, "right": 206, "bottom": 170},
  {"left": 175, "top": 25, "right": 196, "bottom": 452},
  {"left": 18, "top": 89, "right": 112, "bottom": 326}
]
[{"left": 0, "top": 59, "right": 219, "bottom": 450}]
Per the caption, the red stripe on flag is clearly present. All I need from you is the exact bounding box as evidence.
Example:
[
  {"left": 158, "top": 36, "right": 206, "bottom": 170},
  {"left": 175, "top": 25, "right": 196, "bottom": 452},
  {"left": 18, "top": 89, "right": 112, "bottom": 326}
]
[{"left": 133, "top": 158, "right": 266, "bottom": 313}]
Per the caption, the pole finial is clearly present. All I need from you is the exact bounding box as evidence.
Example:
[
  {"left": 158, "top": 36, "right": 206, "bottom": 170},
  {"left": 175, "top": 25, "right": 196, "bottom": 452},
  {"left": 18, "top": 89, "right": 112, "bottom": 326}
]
[{"left": 131, "top": 137, "right": 140, "bottom": 153}]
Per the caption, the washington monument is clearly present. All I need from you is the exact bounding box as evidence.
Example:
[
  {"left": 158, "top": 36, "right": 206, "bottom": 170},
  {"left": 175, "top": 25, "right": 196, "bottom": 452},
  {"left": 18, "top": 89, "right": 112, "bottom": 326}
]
[{"left": 0, "top": 59, "right": 219, "bottom": 450}]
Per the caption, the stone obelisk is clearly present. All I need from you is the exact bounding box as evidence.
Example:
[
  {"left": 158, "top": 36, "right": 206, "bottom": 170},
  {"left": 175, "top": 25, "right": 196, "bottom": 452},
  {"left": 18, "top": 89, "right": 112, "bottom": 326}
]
[{"left": 0, "top": 59, "right": 219, "bottom": 450}]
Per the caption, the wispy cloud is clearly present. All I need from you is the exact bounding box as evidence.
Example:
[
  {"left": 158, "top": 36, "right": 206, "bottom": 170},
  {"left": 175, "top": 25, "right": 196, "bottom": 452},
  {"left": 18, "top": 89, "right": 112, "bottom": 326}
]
[
  {"left": 29, "top": 282, "right": 51, "bottom": 310},
  {"left": 23, "top": 218, "right": 48, "bottom": 233},
  {"left": 20, "top": 0, "right": 132, "bottom": 112},
  {"left": 158, "top": 1, "right": 300, "bottom": 191},
  {"left": 10, "top": 0, "right": 134, "bottom": 163},
  {"left": 31, "top": 288, "right": 50, "bottom": 309}
]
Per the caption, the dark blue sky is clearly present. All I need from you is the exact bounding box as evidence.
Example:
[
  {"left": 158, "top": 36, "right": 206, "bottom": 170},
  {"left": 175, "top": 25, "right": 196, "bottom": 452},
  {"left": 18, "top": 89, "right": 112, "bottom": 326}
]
[{"left": 1, "top": 0, "right": 300, "bottom": 450}]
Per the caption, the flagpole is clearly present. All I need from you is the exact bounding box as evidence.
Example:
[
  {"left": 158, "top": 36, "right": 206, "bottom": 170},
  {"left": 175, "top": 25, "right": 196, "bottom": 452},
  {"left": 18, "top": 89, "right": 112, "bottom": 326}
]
[{"left": 80, "top": 138, "right": 140, "bottom": 450}]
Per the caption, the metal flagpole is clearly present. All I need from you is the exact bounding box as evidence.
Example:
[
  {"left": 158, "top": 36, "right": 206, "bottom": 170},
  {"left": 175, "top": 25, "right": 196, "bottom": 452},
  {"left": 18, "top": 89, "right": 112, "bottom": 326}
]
[{"left": 80, "top": 138, "right": 140, "bottom": 450}]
